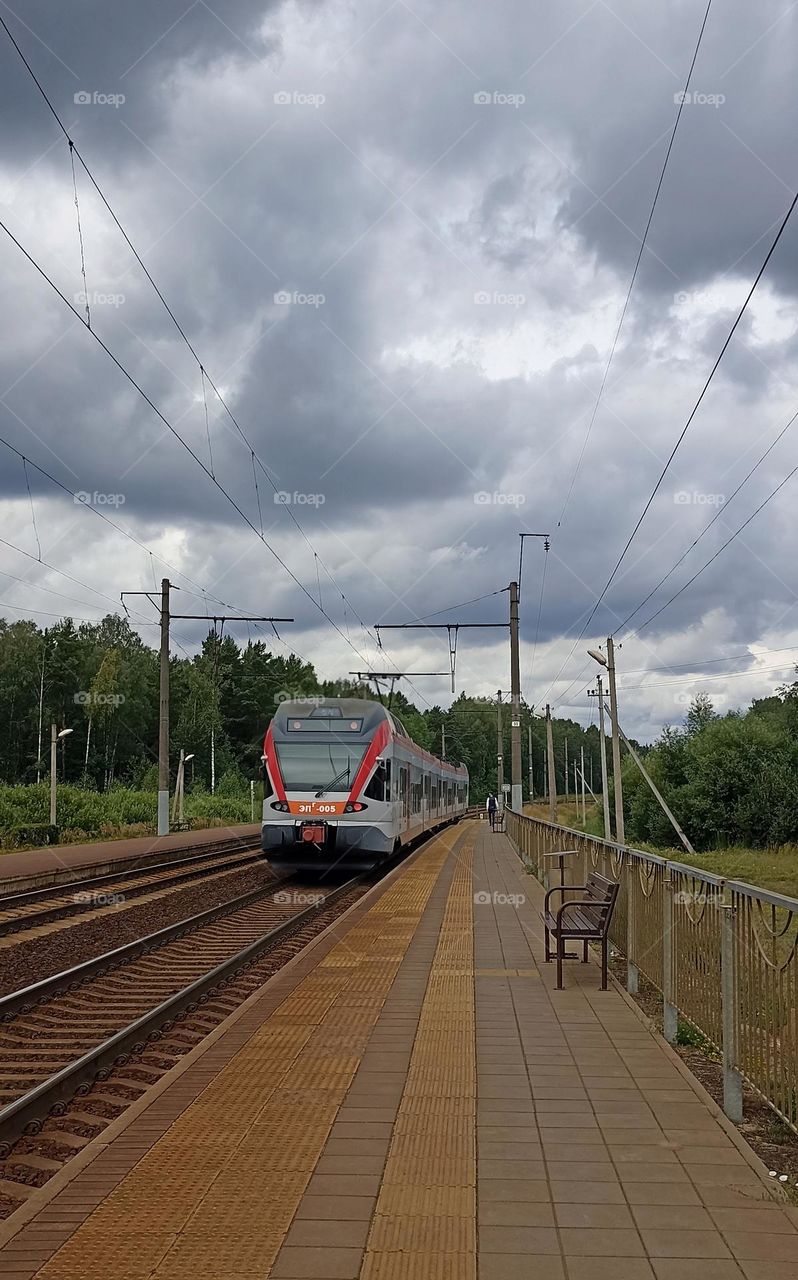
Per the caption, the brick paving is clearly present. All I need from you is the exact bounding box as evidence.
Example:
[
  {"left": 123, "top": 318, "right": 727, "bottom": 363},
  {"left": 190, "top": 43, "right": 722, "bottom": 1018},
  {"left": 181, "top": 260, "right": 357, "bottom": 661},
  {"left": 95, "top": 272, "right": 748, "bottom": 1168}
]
[{"left": 0, "top": 821, "right": 795, "bottom": 1279}]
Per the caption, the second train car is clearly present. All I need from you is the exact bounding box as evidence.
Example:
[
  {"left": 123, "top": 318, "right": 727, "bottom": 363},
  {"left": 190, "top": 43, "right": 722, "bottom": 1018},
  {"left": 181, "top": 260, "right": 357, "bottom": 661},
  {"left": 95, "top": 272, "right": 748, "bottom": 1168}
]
[{"left": 260, "top": 697, "right": 468, "bottom": 870}]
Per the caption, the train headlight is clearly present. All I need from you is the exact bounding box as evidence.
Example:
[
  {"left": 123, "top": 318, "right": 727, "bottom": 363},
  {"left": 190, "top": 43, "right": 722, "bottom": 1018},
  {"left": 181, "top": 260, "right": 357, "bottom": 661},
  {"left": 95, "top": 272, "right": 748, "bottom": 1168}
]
[
  {"left": 270, "top": 801, "right": 290, "bottom": 812},
  {"left": 344, "top": 802, "right": 367, "bottom": 813}
]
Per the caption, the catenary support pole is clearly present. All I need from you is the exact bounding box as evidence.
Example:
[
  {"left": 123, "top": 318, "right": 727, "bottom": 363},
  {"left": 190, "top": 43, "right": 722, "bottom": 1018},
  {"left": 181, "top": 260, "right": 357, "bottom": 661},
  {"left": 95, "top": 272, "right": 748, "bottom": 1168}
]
[
  {"left": 606, "top": 636, "right": 625, "bottom": 844},
  {"left": 546, "top": 705, "right": 557, "bottom": 823},
  {"left": 509, "top": 580, "right": 523, "bottom": 812},
  {"left": 158, "top": 578, "right": 170, "bottom": 836}
]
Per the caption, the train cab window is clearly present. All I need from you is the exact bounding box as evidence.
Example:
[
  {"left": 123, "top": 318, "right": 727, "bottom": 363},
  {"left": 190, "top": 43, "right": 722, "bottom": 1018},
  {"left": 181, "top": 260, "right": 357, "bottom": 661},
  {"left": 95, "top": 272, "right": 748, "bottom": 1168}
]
[{"left": 364, "top": 759, "right": 390, "bottom": 802}]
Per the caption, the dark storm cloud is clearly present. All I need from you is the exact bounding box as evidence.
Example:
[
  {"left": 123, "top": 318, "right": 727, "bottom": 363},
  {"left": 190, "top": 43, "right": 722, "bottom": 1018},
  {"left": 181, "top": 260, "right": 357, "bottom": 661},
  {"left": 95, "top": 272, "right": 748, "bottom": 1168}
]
[{"left": 2, "top": 0, "right": 798, "bottom": 740}]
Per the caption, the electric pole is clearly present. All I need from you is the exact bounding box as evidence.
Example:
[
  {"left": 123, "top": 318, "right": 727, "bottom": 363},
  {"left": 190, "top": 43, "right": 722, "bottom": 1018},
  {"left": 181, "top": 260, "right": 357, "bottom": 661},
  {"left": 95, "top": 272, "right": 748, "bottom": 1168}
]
[
  {"left": 509, "top": 580, "right": 522, "bottom": 812},
  {"left": 545, "top": 704, "right": 557, "bottom": 823},
  {"left": 606, "top": 636, "right": 625, "bottom": 844},
  {"left": 581, "top": 744, "right": 586, "bottom": 822},
  {"left": 158, "top": 578, "right": 170, "bottom": 836},
  {"left": 496, "top": 689, "right": 504, "bottom": 801},
  {"left": 589, "top": 674, "right": 611, "bottom": 839},
  {"left": 441, "top": 723, "right": 446, "bottom": 760},
  {"left": 528, "top": 724, "right": 533, "bottom": 801},
  {"left": 122, "top": 582, "right": 292, "bottom": 837},
  {"left": 564, "top": 737, "right": 569, "bottom": 803}
]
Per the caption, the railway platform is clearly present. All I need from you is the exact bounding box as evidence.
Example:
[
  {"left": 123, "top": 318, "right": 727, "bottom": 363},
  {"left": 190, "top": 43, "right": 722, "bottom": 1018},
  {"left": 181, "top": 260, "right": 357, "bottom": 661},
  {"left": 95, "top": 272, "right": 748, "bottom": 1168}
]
[
  {"left": 0, "top": 824, "right": 260, "bottom": 894},
  {"left": 0, "top": 820, "right": 795, "bottom": 1279}
]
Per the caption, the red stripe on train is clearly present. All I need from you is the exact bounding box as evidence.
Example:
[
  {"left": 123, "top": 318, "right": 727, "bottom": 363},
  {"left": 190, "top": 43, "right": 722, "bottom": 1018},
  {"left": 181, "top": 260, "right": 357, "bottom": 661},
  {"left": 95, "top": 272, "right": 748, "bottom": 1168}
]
[
  {"left": 348, "top": 721, "right": 390, "bottom": 803},
  {"left": 263, "top": 725, "right": 287, "bottom": 803}
]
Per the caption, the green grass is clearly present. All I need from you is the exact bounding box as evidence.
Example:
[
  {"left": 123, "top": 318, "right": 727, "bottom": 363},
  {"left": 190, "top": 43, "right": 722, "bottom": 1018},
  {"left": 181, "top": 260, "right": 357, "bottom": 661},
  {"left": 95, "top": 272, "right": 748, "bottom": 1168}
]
[
  {"left": 522, "top": 801, "right": 798, "bottom": 900},
  {"left": 0, "top": 782, "right": 253, "bottom": 851}
]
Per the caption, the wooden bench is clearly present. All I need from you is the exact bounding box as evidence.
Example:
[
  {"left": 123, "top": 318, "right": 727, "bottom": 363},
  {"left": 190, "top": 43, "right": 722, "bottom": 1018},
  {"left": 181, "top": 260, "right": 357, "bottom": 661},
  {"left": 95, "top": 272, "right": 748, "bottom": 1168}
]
[{"left": 543, "top": 870, "right": 619, "bottom": 990}]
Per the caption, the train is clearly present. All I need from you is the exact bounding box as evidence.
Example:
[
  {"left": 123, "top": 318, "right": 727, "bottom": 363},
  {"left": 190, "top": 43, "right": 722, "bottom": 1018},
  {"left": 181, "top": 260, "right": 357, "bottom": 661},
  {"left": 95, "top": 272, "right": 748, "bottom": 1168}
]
[{"left": 260, "top": 697, "right": 469, "bottom": 870}]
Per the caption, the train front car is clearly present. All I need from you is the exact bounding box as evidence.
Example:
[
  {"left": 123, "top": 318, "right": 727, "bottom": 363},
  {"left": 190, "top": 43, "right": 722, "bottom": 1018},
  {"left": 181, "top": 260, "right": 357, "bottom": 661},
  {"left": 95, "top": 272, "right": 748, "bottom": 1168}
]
[
  {"left": 259, "top": 697, "right": 468, "bottom": 871},
  {"left": 260, "top": 698, "right": 396, "bottom": 871}
]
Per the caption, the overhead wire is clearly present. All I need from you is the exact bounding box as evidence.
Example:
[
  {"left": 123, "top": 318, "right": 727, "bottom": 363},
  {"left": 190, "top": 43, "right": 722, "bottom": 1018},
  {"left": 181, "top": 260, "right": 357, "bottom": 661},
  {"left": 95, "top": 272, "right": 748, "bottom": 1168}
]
[
  {"left": 614, "top": 403, "right": 798, "bottom": 635},
  {"left": 555, "top": 0, "right": 715, "bottom": 533},
  {"left": 0, "top": 10, "right": 393, "bottom": 687}
]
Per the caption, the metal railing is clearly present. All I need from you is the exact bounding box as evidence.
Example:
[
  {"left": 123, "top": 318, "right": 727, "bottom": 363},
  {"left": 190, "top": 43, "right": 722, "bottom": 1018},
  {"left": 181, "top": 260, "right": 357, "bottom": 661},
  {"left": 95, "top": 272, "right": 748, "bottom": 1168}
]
[{"left": 506, "top": 809, "right": 798, "bottom": 1133}]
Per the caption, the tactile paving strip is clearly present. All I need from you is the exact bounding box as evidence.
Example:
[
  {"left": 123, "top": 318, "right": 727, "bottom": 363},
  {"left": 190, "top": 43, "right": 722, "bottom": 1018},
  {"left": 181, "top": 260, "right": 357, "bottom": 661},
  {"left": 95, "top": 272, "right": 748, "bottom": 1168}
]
[
  {"left": 361, "top": 842, "right": 476, "bottom": 1280},
  {"left": 30, "top": 830, "right": 460, "bottom": 1280}
]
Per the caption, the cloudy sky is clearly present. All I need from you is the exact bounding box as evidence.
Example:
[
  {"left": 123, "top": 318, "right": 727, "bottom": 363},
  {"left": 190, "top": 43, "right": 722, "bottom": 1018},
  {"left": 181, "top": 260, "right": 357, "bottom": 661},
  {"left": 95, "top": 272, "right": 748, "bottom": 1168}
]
[{"left": 1, "top": 0, "right": 797, "bottom": 740}]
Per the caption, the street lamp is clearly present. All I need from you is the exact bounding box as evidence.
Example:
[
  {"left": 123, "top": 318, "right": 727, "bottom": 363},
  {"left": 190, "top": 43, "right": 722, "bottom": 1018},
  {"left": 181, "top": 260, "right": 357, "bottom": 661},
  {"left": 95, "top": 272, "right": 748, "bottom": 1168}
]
[
  {"left": 588, "top": 640, "right": 624, "bottom": 843},
  {"left": 49, "top": 725, "right": 73, "bottom": 827},
  {"left": 172, "top": 750, "right": 194, "bottom": 827}
]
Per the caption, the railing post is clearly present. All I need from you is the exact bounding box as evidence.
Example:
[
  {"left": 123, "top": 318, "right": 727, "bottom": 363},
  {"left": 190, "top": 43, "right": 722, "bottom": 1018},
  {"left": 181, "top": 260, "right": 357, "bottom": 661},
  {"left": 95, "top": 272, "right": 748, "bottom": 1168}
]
[
  {"left": 662, "top": 871, "right": 677, "bottom": 1044},
  {"left": 626, "top": 856, "right": 639, "bottom": 994},
  {"left": 721, "top": 902, "right": 743, "bottom": 1123}
]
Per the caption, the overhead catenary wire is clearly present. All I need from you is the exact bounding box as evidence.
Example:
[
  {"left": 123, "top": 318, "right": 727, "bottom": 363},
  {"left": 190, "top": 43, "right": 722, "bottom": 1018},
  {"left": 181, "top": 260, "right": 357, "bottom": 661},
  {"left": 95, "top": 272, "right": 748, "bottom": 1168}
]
[
  {"left": 0, "top": 216, "right": 386, "bottom": 678},
  {"left": 539, "top": 182, "right": 798, "bottom": 707},
  {"left": 555, "top": 0, "right": 715, "bottom": 534},
  {"left": 632, "top": 455, "right": 798, "bottom": 635},
  {"left": 0, "top": 11, "right": 388, "bottom": 681},
  {"left": 614, "top": 403, "right": 798, "bottom": 636}
]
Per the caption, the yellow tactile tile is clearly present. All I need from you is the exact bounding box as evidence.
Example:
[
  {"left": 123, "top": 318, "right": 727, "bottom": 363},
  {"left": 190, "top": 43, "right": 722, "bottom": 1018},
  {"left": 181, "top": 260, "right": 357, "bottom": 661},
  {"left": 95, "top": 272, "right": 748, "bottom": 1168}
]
[
  {"left": 362, "top": 843, "right": 476, "bottom": 1280},
  {"left": 32, "top": 827, "right": 463, "bottom": 1280}
]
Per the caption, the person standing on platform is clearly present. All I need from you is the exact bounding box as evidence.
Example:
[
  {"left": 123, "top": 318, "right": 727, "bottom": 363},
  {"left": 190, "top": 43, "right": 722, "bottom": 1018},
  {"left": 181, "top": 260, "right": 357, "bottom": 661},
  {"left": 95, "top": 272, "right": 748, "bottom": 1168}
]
[{"left": 486, "top": 793, "right": 498, "bottom": 829}]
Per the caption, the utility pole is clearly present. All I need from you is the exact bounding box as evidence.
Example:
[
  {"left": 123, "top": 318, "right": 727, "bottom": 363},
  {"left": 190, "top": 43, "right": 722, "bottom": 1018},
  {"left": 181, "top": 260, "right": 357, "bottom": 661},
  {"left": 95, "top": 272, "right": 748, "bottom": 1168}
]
[
  {"left": 122, "top": 583, "right": 292, "bottom": 837},
  {"left": 588, "top": 675, "right": 611, "bottom": 839},
  {"left": 564, "top": 737, "right": 569, "bottom": 803},
  {"left": 441, "top": 723, "right": 446, "bottom": 761},
  {"left": 49, "top": 722, "right": 57, "bottom": 826},
  {"left": 606, "top": 636, "right": 625, "bottom": 844},
  {"left": 545, "top": 705, "right": 557, "bottom": 823},
  {"left": 158, "top": 578, "right": 170, "bottom": 836},
  {"left": 527, "top": 724, "right": 533, "bottom": 801},
  {"left": 496, "top": 690, "right": 504, "bottom": 802},
  {"left": 509, "top": 580, "right": 522, "bottom": 812},
  {"left": 581, "top": 744, "right": 586, "bottom": 822}
]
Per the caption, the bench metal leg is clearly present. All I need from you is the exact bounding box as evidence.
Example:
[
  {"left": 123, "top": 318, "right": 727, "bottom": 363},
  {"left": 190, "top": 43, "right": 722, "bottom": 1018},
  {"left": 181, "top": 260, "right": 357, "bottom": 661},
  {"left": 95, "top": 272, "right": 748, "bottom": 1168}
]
[
  {"left": 544, "top": 925, "right": 550, "bottom": 962},
  {"left": 583, "top": 940, "right": 588, "bottom": 963},
  {"left": 556, "top": 937, "right": 563, "bottom": 989},
  {"left": 601, "top": 937, "right": 608, "bottom": 990}
]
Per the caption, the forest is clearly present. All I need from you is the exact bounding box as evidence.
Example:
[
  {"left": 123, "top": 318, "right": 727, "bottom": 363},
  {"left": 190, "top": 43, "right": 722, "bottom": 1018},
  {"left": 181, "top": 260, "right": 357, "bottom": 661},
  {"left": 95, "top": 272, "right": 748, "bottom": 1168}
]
[{"left": 0, "top": 613, "right": 796, "bottom": 852}]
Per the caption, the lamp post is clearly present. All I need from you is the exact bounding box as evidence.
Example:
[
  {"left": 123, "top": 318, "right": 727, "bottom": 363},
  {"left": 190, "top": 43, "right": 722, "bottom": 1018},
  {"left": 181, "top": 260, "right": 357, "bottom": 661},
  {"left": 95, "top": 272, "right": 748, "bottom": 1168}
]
[
  {"left": 49, "top": 725, "right": 73, "bottom": 827},
  {"left": 588, "top": 642, "right": 624, "bottom": 844},
  {"left": 172, "top": 750, "right": 195, "bottom": 827}
]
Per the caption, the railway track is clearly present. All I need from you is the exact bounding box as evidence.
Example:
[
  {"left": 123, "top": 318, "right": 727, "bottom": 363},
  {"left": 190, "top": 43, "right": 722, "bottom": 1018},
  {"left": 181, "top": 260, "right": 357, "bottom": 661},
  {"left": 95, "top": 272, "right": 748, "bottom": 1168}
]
[
  {"left": 0, "top": 836, "right": 263, "bottom": 939},
  {"left": 0, "top": 866, "right": 376, "bottom": 1211}
]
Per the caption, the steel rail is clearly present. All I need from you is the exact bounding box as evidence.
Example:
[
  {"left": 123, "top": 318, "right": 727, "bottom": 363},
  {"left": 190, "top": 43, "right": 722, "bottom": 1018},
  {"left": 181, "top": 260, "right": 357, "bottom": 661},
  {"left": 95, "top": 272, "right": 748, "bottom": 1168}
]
[
  {"left": 0, "top": 875, "right": 363, "bottom": 1153},
  {"left": 0, "top": 840, "right": 263, "bottom": 936}
]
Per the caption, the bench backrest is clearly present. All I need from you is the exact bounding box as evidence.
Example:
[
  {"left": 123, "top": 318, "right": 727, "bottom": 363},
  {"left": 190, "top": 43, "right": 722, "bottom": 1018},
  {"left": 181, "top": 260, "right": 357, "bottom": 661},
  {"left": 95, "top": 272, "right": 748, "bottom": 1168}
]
[{"left": 579, "top": 872, "right": 619, "bottom": 933}]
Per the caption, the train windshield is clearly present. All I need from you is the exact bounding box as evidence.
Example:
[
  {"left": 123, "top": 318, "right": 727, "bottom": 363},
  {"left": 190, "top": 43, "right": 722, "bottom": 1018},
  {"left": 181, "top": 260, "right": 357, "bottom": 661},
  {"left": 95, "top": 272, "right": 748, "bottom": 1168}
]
[{"left": 275, "top": 741, "right": 367, "bottom": 793}]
